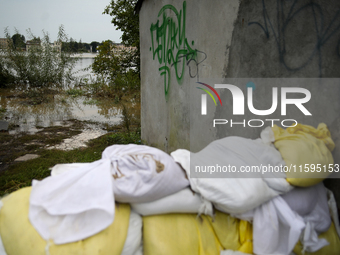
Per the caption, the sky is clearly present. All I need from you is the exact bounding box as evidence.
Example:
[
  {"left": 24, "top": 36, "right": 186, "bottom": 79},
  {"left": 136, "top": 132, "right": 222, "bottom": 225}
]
[{"left": 0, "top": 0, "right": 123, "bottom": 43}]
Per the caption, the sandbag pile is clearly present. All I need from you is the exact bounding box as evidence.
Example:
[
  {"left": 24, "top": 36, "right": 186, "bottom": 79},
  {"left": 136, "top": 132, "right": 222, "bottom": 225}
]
[
  {"left": 0, "top": 123, "right": 339, "bottom": 255},
  {"left": 29, "top": 144, "right": 189, "bottom": 244}
]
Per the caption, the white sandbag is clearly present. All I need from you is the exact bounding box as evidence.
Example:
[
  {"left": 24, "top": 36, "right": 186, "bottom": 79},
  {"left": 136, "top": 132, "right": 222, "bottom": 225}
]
[
  {"left": 0, "top": 201, "right": 7, "bottom": 255},
  {"left": 247, "top": 196, "right": 306, "bottom": 255},
  {"left": 29, "top": 144, "right": 189, "bottom": 244},
  {"left": 171, "top": 128, "right": 292, "bottom": 214},
  {"left": 282, "top": 183, "right": 332, "bottom": 253},
  {"left": 131, "top": 188, "right": 213, "bottom": 216},
  {"left": 328, "top": 189, "right": 340, "bottom": 238},
  {"left": 121, "top": 210, "right": 143, "bottom": 255},
  {"left": 236, "top": 183, "right": 331, "bottom": 255},
  {"left": 282, "top": 183, "right": 331, "bottom": 234},
  {"left": 220, "top": 250, "right": 252, "bottom": 255},
  {"left": 50, "top": 163, "right": 91, "bottom": 176},
  {"left": 294, "top": 183, "right": 331, "bottom": 253},
  {"left": 30, "top": 159, "right": 115, "bottom": 244},
  {"left": 102, "top": 144, "right": 189, "bottom": 203},
  {"left": 0, "top": 237, "right": 5, "bottom": 255}
]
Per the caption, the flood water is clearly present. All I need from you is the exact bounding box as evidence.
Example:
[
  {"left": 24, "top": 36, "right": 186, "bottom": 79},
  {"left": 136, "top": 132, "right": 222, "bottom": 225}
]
[
  {"left": 72, "top": 55, "right": 97, "bottom": 80},
  {"left": 0, "top": 57, "right": 140, "bottom": 134}
]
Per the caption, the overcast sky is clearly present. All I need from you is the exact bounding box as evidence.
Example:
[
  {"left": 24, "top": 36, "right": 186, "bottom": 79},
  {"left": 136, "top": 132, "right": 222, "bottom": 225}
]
[{"left": 0, "top": 0, "right": 123, "bottom": 43}]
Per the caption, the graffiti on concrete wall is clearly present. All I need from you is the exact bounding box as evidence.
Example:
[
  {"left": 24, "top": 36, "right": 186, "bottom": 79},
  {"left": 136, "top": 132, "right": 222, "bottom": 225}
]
[
  {"left": 249, "top": 0, "right": 340, "bottom": 77},
  {"left": 150, "top": 1, "right": 207, "bottom": 99}
]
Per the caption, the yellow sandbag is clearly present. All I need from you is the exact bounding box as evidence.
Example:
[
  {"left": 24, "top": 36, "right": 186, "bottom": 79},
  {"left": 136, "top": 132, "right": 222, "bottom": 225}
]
[
  {"left": 293, "top": 222, "right": 340, "bottom": 255},
  {"left": 143, "top": 210, "right": 253, "bottom": 255},
  {"left": 206, "top": 211, "right": 252, "bottom": 254},
  {"left": 272, "top": 123, "right": 335, "bottom": 187},
  {"left": 0, "top": 187, "right": 130, "bottom": 255},
  {"left": 237, "top": 220, "right": 253, "bottom": 254}
]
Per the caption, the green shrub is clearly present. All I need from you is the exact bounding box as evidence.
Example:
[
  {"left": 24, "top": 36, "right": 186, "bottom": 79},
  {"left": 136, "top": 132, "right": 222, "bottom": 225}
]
[
  {"left": 2, "top": 25, "right": 77, "bottom": 89},
  {"left": 0, "top": 62, "right": 14, "bottom": 87},
  {"left": 66, "top": 88, "right": 84, "bottom": 97},
  {"left": 90, "top": 40, "right": 140, "bottom": 97}
]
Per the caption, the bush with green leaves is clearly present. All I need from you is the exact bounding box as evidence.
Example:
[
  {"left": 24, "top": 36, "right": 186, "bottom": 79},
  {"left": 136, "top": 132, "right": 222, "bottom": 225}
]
[
  {"left": 85, "top": 1, "right": 141, "bottom": 97},
  {"left": 104, "top": 0, "right": 140, "bottom": 73},
  {"left": 90, "top": 40, "right": 140, "bottom": 96},
  {"left": 1, "top": 25, "right": 77, "bottom": 89},
  {"left": 91, "top": 41, "right": 121, "bottom": 83},
  {"left": 0, "top": 62, "right": 14, "bottom": 87}
]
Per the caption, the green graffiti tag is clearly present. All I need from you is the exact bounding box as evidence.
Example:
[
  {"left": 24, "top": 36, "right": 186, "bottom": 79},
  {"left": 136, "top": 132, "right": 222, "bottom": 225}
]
[{"left": 150, "top": 1, "right": 207, "bottom": 100}]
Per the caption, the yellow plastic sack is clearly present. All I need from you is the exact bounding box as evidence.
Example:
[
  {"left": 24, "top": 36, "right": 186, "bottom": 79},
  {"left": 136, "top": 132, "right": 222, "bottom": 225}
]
[
  {"left": 237, "top": 220, "right": 253, "bottom": 253},
  {"left": 143, "top": 210, "right": 252, "bottom": 255},
  {"left": 293, "top": 222, "right": 340, "bottom": 255},
  {"left": 272, "top": 123, "right": 335, "bottom": 187},
  {"left": 0, "top": 187, "right": 130, "bottom": 255}
]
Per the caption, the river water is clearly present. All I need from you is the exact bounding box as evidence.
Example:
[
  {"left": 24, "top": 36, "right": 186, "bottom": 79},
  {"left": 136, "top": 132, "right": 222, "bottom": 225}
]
[
  {"left": 72, "top": 55, "right": 97, "bottom": 80},
  {"left": 0, "top": 56, "right": 140, "bottom": 134}
]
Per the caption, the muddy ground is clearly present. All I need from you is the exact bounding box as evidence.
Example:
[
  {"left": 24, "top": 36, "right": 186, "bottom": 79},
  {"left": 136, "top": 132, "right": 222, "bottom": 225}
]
[{"left": 0, "top": 119, "right": 86, "bottom": 172}]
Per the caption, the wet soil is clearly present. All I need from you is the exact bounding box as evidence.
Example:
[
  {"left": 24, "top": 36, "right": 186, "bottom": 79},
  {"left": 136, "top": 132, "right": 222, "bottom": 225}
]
[{"left": 0, "top": 119, "right": 86, "bottom": 172}]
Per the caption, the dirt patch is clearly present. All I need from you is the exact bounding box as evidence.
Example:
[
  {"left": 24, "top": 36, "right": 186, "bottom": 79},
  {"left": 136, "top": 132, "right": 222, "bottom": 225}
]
[{"left": 0, "top": 119, "right": 86, "bottom": 172}]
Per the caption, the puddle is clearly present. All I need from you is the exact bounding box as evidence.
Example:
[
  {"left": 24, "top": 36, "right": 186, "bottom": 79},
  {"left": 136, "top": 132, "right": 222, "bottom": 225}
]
[{"left": 0, "top": 88, "right": 140, "bottom": 135}]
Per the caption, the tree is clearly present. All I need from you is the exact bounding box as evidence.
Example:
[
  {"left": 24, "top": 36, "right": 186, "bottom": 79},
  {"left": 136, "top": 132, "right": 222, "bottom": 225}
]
[
  {"left": 92, "top": 40, "right": 140, "bottom": 92},
  {"left": 11, "top": 33, "right": 25, "bottom": 49},
  {"left": 103, "top": 0, "right": 140, "bottom": 73},
  {"left": 90, "top": 41, "right": 100, "bottom": 52},
  {"left": 103, "top": 0, "right": 139, "bottom": 47},
  {"left": 92, "top": 40, "right": 121, "bottom": 81}
]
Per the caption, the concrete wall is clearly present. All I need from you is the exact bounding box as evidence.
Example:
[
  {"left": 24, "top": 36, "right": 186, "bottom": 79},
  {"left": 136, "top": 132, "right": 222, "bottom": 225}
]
[
  {"left": 140, "top": 0, "right": 340, "bottom": 149},
  {"left": 139, "top": 0, "right": 340, "bottom": 206},
  {"left": 140, "top": 0, "right": 240, "bottom": 152}
]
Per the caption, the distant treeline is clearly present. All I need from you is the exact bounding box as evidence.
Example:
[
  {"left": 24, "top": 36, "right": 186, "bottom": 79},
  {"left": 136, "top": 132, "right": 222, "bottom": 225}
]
[
  {"left": 62, "top": 39, "right": 101, "bottom": 53},
  {"left": 8, "top": 32, "right": 105, "bottom": 53}
]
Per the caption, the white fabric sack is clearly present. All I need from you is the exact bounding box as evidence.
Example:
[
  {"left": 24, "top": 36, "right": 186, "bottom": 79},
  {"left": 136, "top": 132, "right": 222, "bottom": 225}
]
[
  {"left": 131, "top": 188, "right": 213, "bottom": 216},
  {"left": 252, "top": 196, "right": 305, "bottom": 255},
  {"left": 171, "top": 128, "right": 292, "bottom": 214},
  {"left": 220, "top": 250, "right": 252, "bottom": 255},
  {"left": 0, "top": 201, "right": 7, "bottom": 255},
  {"left": 29, "top": 144, "right": 189, "bottom": 244},
  {"left": 328, "top": 189, "right": 340, "bottom": 238},
  {"left": 29, "top": 159, "right": 115, "bottom": 244},
  {"left": 50, "top": 163, "right": 91, "bottom": 177},
  {"left": 121, "top": 210, "right": 143, "bottom": 255},
  {"left": 236, "top": 183, "right": 331, "bottom": 255},
  {"left": 282, "top": 183, "right": 331, "bottom": 233},
  {"left": 282, "top": 183, "right": 331, "bottom": 253},
  {"left": 102, "top": 144, "right": 189, "bottom": 203}
]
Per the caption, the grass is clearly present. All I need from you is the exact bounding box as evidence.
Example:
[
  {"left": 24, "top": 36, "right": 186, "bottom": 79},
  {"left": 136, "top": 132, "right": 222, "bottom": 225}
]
[
  {"left": 0, "top": 127, "right": 142, "bottom": 197},
  {"left": 0, "top": 144, "right": 103, "bottom": 196},
  {"left": 66, "top": 88, "right": 85, "bottom": 97},
  {"left": 104, "top": 130, "right": 142, "bottom": 145},
  {"left": 0, "top": 107, "right": 6, "bottom": 119},
  {"left": 83, "top": 99, "right": 98, "bottom": 105}
]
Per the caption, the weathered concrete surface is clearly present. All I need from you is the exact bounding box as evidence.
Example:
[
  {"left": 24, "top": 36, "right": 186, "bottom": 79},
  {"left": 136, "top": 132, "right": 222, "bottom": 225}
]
[
  {"left": 139, "top": 0, "right": 340, "bottom": 207},
  {"left": 140, "top": 0, "right": 240, "bottom": 152},
  {"left": 227, "top": 0, "right": 340, "bottom": 78},
  {"left": 140, "top": 0, "right": 340, "bottom": 152}
]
